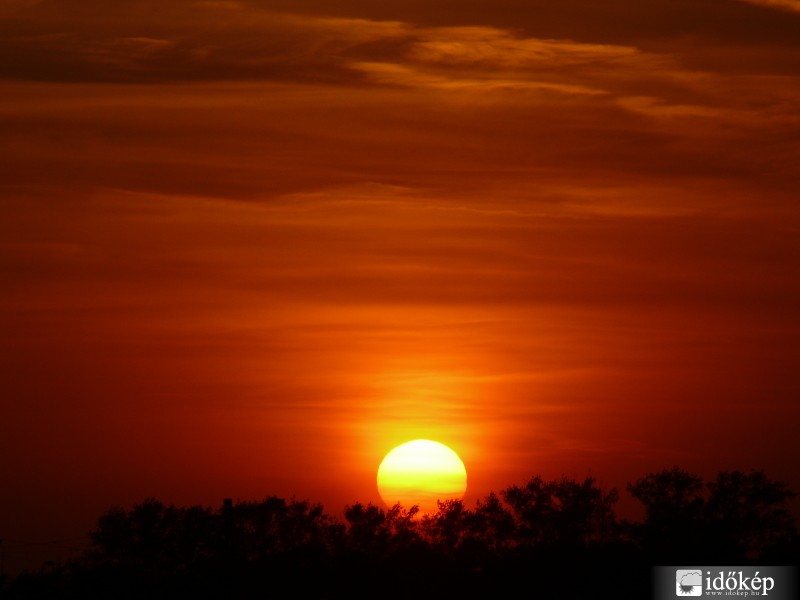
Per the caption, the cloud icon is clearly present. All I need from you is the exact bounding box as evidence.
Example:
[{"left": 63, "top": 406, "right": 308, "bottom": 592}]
[
  {"left": 678, "top": 571, "right": 703, "bottom": 595},
  {"left": 680, "top": 572, "right": 702, "bottom": 586}
]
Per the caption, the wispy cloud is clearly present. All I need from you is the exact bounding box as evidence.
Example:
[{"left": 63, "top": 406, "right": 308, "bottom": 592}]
[
  {"left": 408, "top": 26, "right": 643, "bottom": 68},
  {"left": 736, "top": 0, "right": 800, "bottom": 13},
  {"left": 350, "top": 61, "right": 607, "bottom": 95},
  {"left": 0, "top": 2, "right": 408, "bottom": 82}
]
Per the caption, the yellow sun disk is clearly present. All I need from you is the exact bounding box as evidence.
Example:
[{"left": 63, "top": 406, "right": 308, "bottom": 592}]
[{"left": 377, "top": 439, "right": 467, "bottom": 512}]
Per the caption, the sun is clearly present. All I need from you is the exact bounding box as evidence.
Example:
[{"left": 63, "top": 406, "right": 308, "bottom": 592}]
[{"left": 377, "top": 439, "right": 467, "bottom": 514}]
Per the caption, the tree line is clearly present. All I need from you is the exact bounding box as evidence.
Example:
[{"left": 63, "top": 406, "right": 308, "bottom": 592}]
[{"left": 3, "top": 467, "right": 797, "bottom": 599}]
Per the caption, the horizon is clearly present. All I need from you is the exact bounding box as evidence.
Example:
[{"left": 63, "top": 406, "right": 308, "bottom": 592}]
[
  {"left": 2, "top": 465, "right": 796, "bottom": 577},
  {"left": 2, "top": 0, "right": 799, "bottom": 582},
  {"left": 6, "top": 470, "right": 796, "bottom": 598}
]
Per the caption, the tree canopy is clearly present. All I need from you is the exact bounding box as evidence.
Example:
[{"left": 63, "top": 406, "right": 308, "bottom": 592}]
[{"left": 3, "top": 468, "right": 797, "bottom": 599}]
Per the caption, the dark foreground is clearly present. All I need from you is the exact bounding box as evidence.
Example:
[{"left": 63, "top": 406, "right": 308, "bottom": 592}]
[{"left": 2, "top": 468, "right": 798, "bottom": 599}]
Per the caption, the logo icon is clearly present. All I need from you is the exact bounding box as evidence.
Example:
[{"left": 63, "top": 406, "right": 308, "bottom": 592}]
[{"left": 676, "top": 570, "right": 703, "bottom": 596}]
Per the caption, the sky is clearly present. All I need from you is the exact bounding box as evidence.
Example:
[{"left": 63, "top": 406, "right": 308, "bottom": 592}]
[{"left": 2, "top": 0, "right": 800, "bottom": 573}]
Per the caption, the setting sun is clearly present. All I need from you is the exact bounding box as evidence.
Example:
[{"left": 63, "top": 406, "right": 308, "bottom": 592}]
[{"left": 377, "top": 439, "right": 467, "bottom": 513}]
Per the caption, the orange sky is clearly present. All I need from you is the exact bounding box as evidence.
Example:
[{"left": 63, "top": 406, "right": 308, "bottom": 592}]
[{"left": 1, "top": 0, "right": 799, "bottom": 573}]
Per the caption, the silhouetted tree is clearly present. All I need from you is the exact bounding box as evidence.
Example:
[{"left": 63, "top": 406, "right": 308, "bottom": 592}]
[
  {"left": 340, "top": 502, "right": 444, "bottom": 598},
  {"left": 627, "top": 467, "right": 798, "bottom": 563},
  {"left": 420, "top": 499, "right": 469, "bottom": 553},
  {"left": 4, "top": 469, "right": 797, "bottom": 599},
  {"left": 626, "top": 466, "right": 707, "bottom": 561},
  {"left": 502, "top": 475, "right": 618, "bottom": 548},
  {"left": 344, "top": 502, "right": 399, "bottom": 556},
  {"left": 705, "top": 469, "right": 797, "bottom": 562},
  {"left": 467, "top": 491, "right": 516, "bottom": 554},
  {"left": 89, "top": 499, "right": 220, "bottom": 575},
  {"left": 231, "top": 496, "right": 338, "bottom": 558}
]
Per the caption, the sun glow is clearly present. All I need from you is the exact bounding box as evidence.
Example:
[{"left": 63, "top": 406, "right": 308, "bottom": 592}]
[{"left": 377, "top": 439, "right": 467, "bottom": 513}]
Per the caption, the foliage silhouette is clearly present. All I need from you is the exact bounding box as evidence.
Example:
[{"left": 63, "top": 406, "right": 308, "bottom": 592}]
[
  {"left": 705, "top": 469, "right": 797, "bottom": 562},
  {"left": 626, "top": 466, "right": 707, "bottom": 561},
  {"left": 2, "top": 469, "right": 797, "bottom": 599},
  {"left": 627, "top": 466, "right": 798, "bottom": 564},
  {"left": 503, "top": 475, "right": 618, "bottom": 548}
]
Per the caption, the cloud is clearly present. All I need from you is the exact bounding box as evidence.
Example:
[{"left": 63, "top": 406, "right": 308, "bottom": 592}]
[
  {"left": 736, "top": 0, "right": 800, "bottom": 12},
  {"left": 347, "top": 25, "right": 663, "bottom": 97},
  {"left": 408, "top": 26, "right": 643, "bottom": 69},
  {"left": 615, "top": 95, "right": 736, "bottom": 120},
  {"left": 2, "top": 0, "right": 798, "bottom": 92},
  {"left": 349, "top": 61, "right": 608, "bottom": 95},
  {"left": 0, "top": 1, "right": 409, "bottom": 82},
  {"left": 0, "top": 0, "right": 796, "bottom": 178}
]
